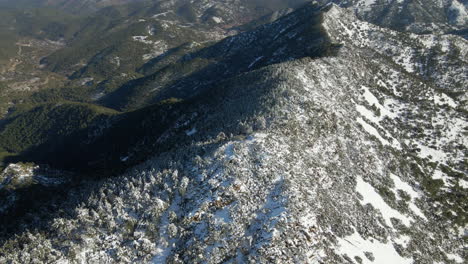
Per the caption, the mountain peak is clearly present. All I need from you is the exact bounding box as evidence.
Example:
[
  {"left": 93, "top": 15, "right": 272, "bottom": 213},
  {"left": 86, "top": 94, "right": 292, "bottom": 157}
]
[{"left": 0, "top": 1, "right": 466, "bottom": 263}]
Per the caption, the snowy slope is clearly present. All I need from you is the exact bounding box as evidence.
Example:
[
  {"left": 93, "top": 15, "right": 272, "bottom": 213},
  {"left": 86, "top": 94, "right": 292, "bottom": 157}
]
[
  {"left": 0, "top": 3, "right": 466, "bottom": 264},
  {"left": 324, "top": 0, "right": 468, "bottom": 34}
]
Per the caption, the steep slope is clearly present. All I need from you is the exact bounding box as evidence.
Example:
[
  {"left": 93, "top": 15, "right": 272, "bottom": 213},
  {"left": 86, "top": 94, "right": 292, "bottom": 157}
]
[
  {"left": 9, "top": 0, "right": 311, "bottom": 110},
  {"left": 99, "top": 3, "right": 338, "bottom": 110},
  {"left": 0, "top": 99, "right": 189, "bottom": 174},
  {"left": 320, "top": 0, "right": 468, "bottom": 34},
  {"left": 1, "top": 0, "right": 465, "bottom": 120},
  {"left": 0, "top": 3, "right": 465, "bottom": 263}
]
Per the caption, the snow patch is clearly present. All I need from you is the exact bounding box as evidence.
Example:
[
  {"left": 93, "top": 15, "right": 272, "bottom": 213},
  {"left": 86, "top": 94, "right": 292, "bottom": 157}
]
[
  {"left": 152, "top": 12, "right": 171, "bottom": 18},
  {"left": 356, "top": 177, "right": 412, "bottom": 226},
  {"left": 248, "top": 56, "right": 264, "bottom": 69},
  {"left": 152, "top": 195, "right": 181, "bottom": 263},
  {"left": 337, "top": 230, "right": 413, "bottom": 264},
  {"left": 358, "top": 0, "right": 376, "bottom": 9},
  {"left": 357, "top": 117, "right": 391, "bottom": 147},
  {"left": 132, "top": 36, "right": 152, "bottom": 44},
  {"left": 434, "top": 93, "right": 458, "bottom": 108},
  {"left": 447, "top": 253, "right": 464, "bottom": 263},
  {"left": 394, "top": 234, "right": 411, "bottom": 248},
  {"left": 213, "top": 207, "right": 231, "bottom": 224},
  {"left": 185, "top": 128, "right": 197, "bottom": 136},
  {"left": 80, "top": 77, "right": 94, "bottom": 86},
  {"left": 449, "top": 0, "right": 468, "bottom": 26},
  {"left": 361, "top": 86, "right": 398, "bottom": 119},
  {"left": 212, "top": 17, "right": 223, "bottom": 24},
  {"left": 389, "top": 173, "right": 420, "bottom": 199},
  {"left": 416, "top": 143, "right": 448, "bottom": 164},
  {"left": 132, "top": 36, "right": 168, "bottom": 60},
  {"left": 389, "top": 174, "right": 427, "bottom": 220}
]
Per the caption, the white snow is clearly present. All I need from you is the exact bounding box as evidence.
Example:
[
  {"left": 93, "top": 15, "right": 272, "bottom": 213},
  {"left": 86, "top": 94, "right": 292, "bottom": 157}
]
[
  {"left": 389, "top": 173, "right": 419, "bottom": 199},
  {"left": 357, "top": 117, "right": 391, "bottom": 146},
  {"left": 248, "top": 56, "right": 264, "bottom": 69},
  {"left": 355, "top": 87, "right": 402, "bottom": 149},
  {"left": 0, "top": 163, "right": 39, "bottom": 189},
  {"left": 132, "top": 36, "right": 168, "bottom": 60},
  {"left": 439, "top": 38, "right": 452, "bottom": 53},
  {"left": 389, "top": 174, "right": 427, "bottom": 220},
  {"left": 356, "top": 104, "right": 380, "bottom": 123},
  {"left": 212, "top": 16, "right": 223, "bottom": 23},
  {"left": 213, "top": 207, "right": 231, "bottom": 224},
  {"left": 432, "top": 169, "right": 446, "bottom": 181},
  {"left": 152, "top": 12, "right": 171, "bottom": 18},
  {"left": 299, "top": 212, "right": 317, "bottom": 230},
  {"left": 224, "top": 144, "right": 235, "bottom": 159},
  {"left": 147, "top": 26, "right": 155, "bottom": 35},
  {"left": 394, "top": 234, "right": 411, "bottom": 248},
  {"left": 459, "top": 179, "right": 468, "bottom": 188},
  {"left": 186, "top": 128, "right": 197, "bottom": 136},
  {"left": 418, "top": 35, "right": 437, "bottom": 49},
  {"left": 431, "top": 169, "right": 460, "bottom": 187},
  {"left": 80, "top": 77, "right": 94, "bottom": 86},
  {"left": 142, "top": 40, "right": 168, "bottom": 60},
  {"left": 337, "top": 230, "right": 413, "bottom": 264},
  {"left": 447, "top": 253, "right": 464, "bottom": 263},
  {"left": 408, "top": 203, "right": 427, "bottom": 220},
  {"left": 107, "top": 56, "right": 121, "bottom": 68},
  {"left": 444, "top": 116, "right": 467, "bottom": 143},
  {"left": 362, "top": 86, "right": 380, "bottom": 105},
  {"left": 356, "top": 103, "right": 401, "bottom": 149},
  {"left": 416, "top": 143, "right": 448, "bottom": 164},
  {"left": 0, "top": 4, "right": 466, "bottom": 264},
  {"left": 152, "top": 195, "right": 181, "bottom": 264},
  {"left": 434, "top": 93, "right": 458, "bottom": 108},
  {"left": 449, "top": 0, "right": 468, "bottom": 26},
  {"left": 362, "top": 0, "right": 376, "bottom": 6},
  {"left": 356, "top": 0, "right": 376, "bottom": 12},
  {"left": 410, "top": 108, "right": 466, "bottom": 168},
  {"left": 356, "top": 177, "right": 412, "bottom": 226},
  {"left": 132, "top": 36, "right": 152, "bottom": 44},
  {"left": 394, "top": 48, "right": 415, "bottom": 73},
  {"left": 361, "top": 86, "right": 398, "bottom": 119}
]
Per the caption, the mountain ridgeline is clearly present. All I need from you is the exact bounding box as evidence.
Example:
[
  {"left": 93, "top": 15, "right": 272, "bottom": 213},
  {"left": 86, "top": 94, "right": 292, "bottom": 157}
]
[
  {"left": 0, "top": 3, "right": 340, "bottom": 235},
  {"left": 0, "top": 4, "right": 337, "bottom": 174},
  {"left": 0, "top": 1, "right": 466, "bottom": 263}
]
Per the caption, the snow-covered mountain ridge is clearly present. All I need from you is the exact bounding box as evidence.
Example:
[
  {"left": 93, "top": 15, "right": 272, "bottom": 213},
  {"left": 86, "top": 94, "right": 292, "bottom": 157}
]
[
  {"left": 0, "top": 3, "right": 466, "bottom": 264},
  {"left": 322, "top": 0, "right": 468, "bottom": 35}
]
